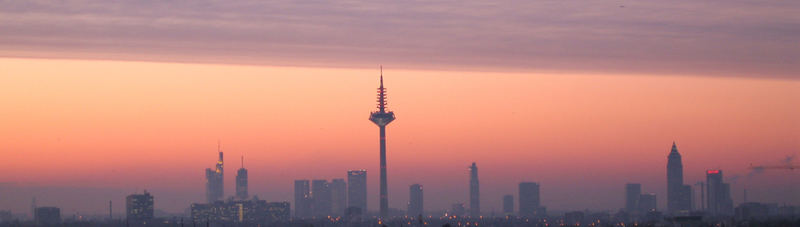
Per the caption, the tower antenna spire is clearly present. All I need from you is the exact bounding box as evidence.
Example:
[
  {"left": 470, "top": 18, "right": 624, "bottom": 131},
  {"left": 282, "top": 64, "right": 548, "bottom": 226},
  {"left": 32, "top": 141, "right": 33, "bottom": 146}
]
[
  {"left": 377, "top": 65, "right": 387, "bottom": 113},
  {"left": 241, "top": 155, "right": 244, "bottom": 168}
]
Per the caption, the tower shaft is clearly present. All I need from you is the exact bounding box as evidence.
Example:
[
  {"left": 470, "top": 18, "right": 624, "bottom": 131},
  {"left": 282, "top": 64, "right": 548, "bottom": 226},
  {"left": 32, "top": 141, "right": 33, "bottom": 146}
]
[{"left": 379, "top": 125, "right": 388, "bottom": 217}]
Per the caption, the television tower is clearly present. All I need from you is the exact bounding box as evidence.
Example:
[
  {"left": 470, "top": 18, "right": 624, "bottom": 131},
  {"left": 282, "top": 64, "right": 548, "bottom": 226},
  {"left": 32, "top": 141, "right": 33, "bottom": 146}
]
[{"left": 370, "top": 66, "right": 395, "bottom": 218}]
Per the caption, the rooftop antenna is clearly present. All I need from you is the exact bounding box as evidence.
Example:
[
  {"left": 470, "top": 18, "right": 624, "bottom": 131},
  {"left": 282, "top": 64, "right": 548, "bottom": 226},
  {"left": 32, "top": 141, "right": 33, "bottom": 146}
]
[{"left": 241, "top": 155, "right": 244, "bottom": 169}]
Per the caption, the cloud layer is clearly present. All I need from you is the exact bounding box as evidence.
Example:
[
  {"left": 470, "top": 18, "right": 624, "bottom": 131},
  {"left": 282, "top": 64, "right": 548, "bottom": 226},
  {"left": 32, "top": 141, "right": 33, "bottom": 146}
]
[{"left": 1, "top": 0, "right": 799, "bottom": 77}]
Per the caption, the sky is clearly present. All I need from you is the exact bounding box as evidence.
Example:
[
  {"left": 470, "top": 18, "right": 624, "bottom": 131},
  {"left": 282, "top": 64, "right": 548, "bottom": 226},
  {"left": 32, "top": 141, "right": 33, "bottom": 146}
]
[
  {"left": 0, "top": 0, "right": 799, "bottom": 217},
  {"left": 1, "top": 0, "right": 799, "bottom": 77}
]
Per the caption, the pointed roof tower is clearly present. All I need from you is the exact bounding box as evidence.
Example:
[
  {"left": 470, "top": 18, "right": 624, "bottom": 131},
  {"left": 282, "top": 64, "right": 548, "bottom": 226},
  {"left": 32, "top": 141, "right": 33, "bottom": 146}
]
[{"left": 671, "top": 141, "right": 678, "bottom": 153}]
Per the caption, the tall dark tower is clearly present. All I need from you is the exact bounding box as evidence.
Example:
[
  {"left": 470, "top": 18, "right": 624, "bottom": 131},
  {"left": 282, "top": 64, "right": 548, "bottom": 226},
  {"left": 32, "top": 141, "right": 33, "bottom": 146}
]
[
  {"left": 369, "top": 67, "right": 395, "bottom": 218},
  {"left": 205, "top": 142, "right": 224, "bottom": 203},
  {"left": 236, "top": 156, "right": 248, "bottom": 200},
  {"left": 469, "top": 162, "right": 480, "bottom": 217},
  {"left": 667, "top": 141, "right": 691, "bottom": 214}
]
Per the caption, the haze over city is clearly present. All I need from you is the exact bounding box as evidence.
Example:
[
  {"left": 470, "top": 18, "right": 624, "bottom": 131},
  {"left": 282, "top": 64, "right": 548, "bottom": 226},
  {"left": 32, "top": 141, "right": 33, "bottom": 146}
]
[{"left": 0, "top": 0, "right": 798, "bottom": 226}]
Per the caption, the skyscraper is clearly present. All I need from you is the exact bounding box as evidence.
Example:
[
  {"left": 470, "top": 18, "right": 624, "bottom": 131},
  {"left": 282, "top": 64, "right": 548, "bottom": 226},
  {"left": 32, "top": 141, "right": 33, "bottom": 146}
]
[
  {"left": 706, "top": 170, "right": 733, "bottom": 216},
  {"left": 34, "top": 207, "right": 60, "bottom": 225},
  {"left": 312, "top": 179, "right": 332, "bottom": 217},
  {"left": 625, "top": 183, "right": 641, "bottom": 213},
  {"left": 294, "top": 180, "right": 312, "bottom": 218},
  {"left": 205, "top": 144, "right": 224, "bottom": 203},
  {"left": 330, "top": 178, "right": 347, "bottom": 216},
  {"left": 503, "top": 195, "right": 514, "bottom": 215},
  {"left": 519, "top": 182, "right": 542, "bottom": 217},
  {"left": 469, "top": 162, "right": 480, "bottom": 217},
  {"left": 639, "top": 193, "right": 657, "bottom": 212},
  {"left": 369, "top": 67, "right": 396, "bottom": 218},
  {"left": 666, "top": 142, "right": 691, "bottom": 213},
  {"left": 347, "top": 170, "right": 367, "bottom": 216},
  {"left": 126, "top": 190, "right": 154, "bottom": 224},
  {"left": 408, "top": 184, "right": 423, "bottom": 217},
  {"left": 236, "top": 156, "right": 248, "bottom": 200}
]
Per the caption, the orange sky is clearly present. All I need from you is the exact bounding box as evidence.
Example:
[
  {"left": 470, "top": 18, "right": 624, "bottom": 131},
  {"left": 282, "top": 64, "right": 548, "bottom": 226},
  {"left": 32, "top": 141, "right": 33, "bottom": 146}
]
[{"left": 0, "top": 57, "right": 798, "bottom": 214}]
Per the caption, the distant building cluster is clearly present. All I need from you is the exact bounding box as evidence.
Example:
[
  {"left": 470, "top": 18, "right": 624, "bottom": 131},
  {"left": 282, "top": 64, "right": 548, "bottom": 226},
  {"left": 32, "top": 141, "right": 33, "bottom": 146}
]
[
  {"left": 190, "top": 200, "right": 289, "bottom": 224},
  {"left": 619, "top": 142, "right": 743, "bottom": 225},
  {"left": 192, "top": 147, "right": 290, "bottom": 225},
  {"left": 293, "top": 174, "right": 361, "bottom": 219},
  {"left": 34, "top": 207, "right": 60, "bottom": 225},
  {"left": 1, "top": 75, "right": 798, "bottom": 227}
]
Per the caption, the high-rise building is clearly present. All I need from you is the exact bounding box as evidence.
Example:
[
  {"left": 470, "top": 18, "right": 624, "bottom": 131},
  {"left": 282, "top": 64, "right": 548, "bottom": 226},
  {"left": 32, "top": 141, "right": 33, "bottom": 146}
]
[
  {"left": 503, "top": 195, "right": 514, "bottom": 215},
  {"left": 205, "top": 144, "right": 224, "bottom": 203},
  {"left": 294, "top": 180, "right": 312, "bottom": 218},
  {"left": 519, "top": 182, "right": 543, "bottom": 217},
  {"left": 347, "top": 170, "right": 367, "bottom": 216},
  {"left": 369, "top": 68, "right": 396, "bottom": 218},
  {"left": 312, "top": 179, "right": 332, "bottom": 217},
  {"left": 408, "top": 184, "right": 423, "bottom": 217},
  {"left": 34, "top": 207, "right": 60, "bottom": 225},
  {"left": 706, "top": 170, "right": 733, "bottom": 216},
  {"left": 625, "top": 183, "right": 642, "bottom": 213},
  {"left": 680, "top": 184, "right": 692, "bottom": 211},
  {"left": 639, "top": 193, "right": 657, "bottom": 212},
  {"left": 469, "top": 162, "right": 480, "bottom": 217},
  {"left": 126, "top": 191, "right": 154, "bottom": 224},
  {"left": 330, "top": 178, "right": 347, "bottom": 216},
  {"left": 667, "top": 142, "right": 692, "bottom": 213},
  {"left": 236, "top": 156, "right": 248, "bottom": 200},
  {"left": 30, "top": 197, "right": 36, "bottom": 221}
]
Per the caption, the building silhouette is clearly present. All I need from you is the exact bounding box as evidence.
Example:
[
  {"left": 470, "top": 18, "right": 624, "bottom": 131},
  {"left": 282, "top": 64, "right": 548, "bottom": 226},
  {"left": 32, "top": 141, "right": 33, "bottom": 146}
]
[
  {"left": 408, "top": 184, "right": 423, "bottom": 217},
  {"left": 34, "top": 207, "right": 60, "bottom": 225},
  {"left": 344, "top": 207, "right": 363, "bottom": 222},
  {"left": 347, "top": 170, "right": 367, "bottom": 217},
  {"left": 706, "top": 170, "right": 733, "bottom": 216},
  {"left": 236, "top": 156, "right": 248, "bottom": 200},
  {"left": 205, "top": 144, "right": 224, "bottom": 203},
  {"left": 469, "top": 162, "right": 480, "bottom": 217},
  {"left": 330, "top": 178, "right": 347, "bottom": 216},
  {"left": 369, "top": 68, "right": 396, "bottom": 218},
  {"left": 639, "top": 193, "right": 657, "bottom": 212},
  {"left": 666, "top": 142, "right": 692, "bottom": 214},
  {"left": 503, "top": 195, "right": 514, "bottom": 215},
  {"left": 451, "top": 203, "right": 465, "bottom": 216},
  {"left": 191, "top": 200, "right": 290, "bottom": 224},
  {"left": 312, "top": 179, "right": 332, "bottom": 217},
  {"left": 126, "top": 190, "right": 154, "bottom": 225},
  {"left": 625, "top": 183, "right": 641, "bottom": 213},
  {"left": 294, "top": 180, "right": 312, "bottom": 218},
  {"left": 564, "top": 211, "right": 585, "bottom": 226},
  {"left": 519, "top": 182, "right": 545, "bottom": 217}
]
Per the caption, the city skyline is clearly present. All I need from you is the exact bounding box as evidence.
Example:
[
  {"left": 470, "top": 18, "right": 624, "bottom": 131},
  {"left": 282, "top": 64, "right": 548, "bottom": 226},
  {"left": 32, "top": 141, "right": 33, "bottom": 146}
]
[
  {"left": 1, "top": 0, "right": 799, "bottom": 225},
  {"left": 0, "top": 59, "right": 798, "bottom": 216}
]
